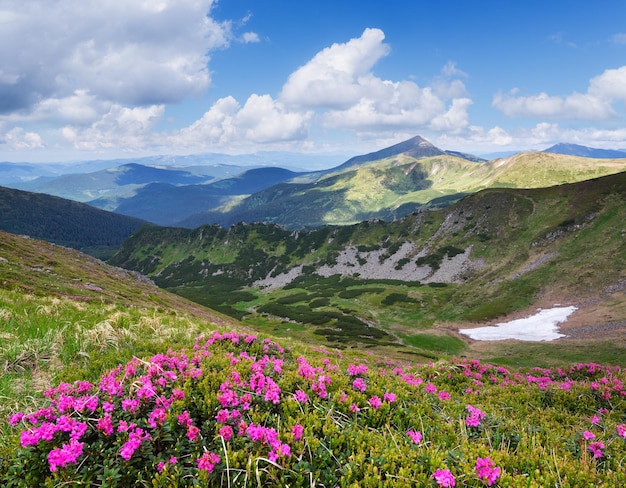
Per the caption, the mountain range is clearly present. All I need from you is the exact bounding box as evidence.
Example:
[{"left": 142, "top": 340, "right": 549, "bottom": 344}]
[
  {"left": 543, "top": 142, "right": 626, "bottom": 158},
  {"left": 0, "top": 185, "right": 146, "bottom": 258},
  {"left": 5, "top": 136, "right": 626, "bottom": 230},
  {"left": 109, "top": 170, "right": 626, "bottom": 357}
]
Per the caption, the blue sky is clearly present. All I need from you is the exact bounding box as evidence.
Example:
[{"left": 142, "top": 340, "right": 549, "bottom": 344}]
[{"left": 1, "top": 0, "right": 626, "bottom": 165}]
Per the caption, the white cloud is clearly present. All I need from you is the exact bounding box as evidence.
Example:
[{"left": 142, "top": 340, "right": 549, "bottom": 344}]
[
  {"left": 281, "top": 29, "right": 471, "bottom": 136},
  {"left": 2, "top": 127, "right": 45, "bottom": 149},
  {"left": 173, "top": 95, "right": 312, "bottom": 148},
  {"left": 429, "top": 98, "right": 473, "bottom": 132},
  {"left": 588, "top": 66, "right": 626, "bottom": 100},
  {"left": 234, "top": 94, "right": 311, "bottom": 143},
  {"left": 62, "top": 104, "right": 164, "bottom": 150},
  {"left": 280, "top": 28, "right": 391, "bottom": 109},
  {"left": 0, "top": 0, "right": 230, "bottom": 116},
  {"left": 241, "top": 32, "right": 260, "bottom": 43},
  {"left": 493, "top": 65, "right": 626, "bottom": 120},
  {"left": 492, "top": 91, "right": 616, "bottom": 120}
]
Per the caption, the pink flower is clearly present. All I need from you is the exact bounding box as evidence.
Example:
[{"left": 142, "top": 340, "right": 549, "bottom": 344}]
[
  {"left": 383, "top": 392, "right": 397, "bottom": 403},
  {"left": 617, "top": 424, "right": 626, "bottom": 438},
  {"left": 425, "top": 383, "right": 437, "bottom": 394},
  {"left": 292, "top": 423, "right": 304, "bottom": 441},
  {"left": 591, "top": 415, "right": 601, "bottom": 425},
  {"left": 294, "top": 389, "right": 309, "bottom": 404},
  {"left": 177, "top": 411, "right": 192, "bottom": 428},
  {"left": 438, "top": 391, "right": 451, "bottom": 401},
  {"left": 433, "top": 468, "right": 455, "bottom": 487},
  {"left": 475, "top": 457, "right": 501, "bottom": 486},
  {"left": 215, "top": 409, "right": 230, "bottom": 423},
  {"left": 349, "top": 403, "right": 360, "bottom": 413},
  {"left": 589, "top": 441, "right": 605, "bottom": 458},
  {"left": 9, "top": 412, "right": 24, "bottom": 426},
  {"left": 121, "top": 398, "right": 140, "bottom": 413},
  {"left": 407, "top": 430, "right": 422, "bottom": 444},
  {"left": 186, "top": 425, "right": 201, "bottom": 442},
  {"left": 465, "top": 404, "right": 486, "bottom": 427},
  {"left": 348, "top": 363, "right": 368, "bottom": 376},
  {"left": 47, "top": 438, "right": 84, "bottom": 472},
  {"left": 96, "top": 414, "right": 114, "bottom": 436},
  {"left": 352, "top": 378, "right": 367, "bottom": 392},
  {"left": 582, "top": 430, "right": 595, "bottom": 440},
  {"left": 368, "top": 396, "right": 382, "bottom": 409},
  {"left": 219, "top": 425, "right": 233, "bottom": 441},
  {"left": 197, "top": 451, "right": 220, "bottom": 473}
]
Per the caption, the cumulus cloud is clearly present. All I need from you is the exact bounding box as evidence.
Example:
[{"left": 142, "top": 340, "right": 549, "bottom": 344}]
[
  {"left": 280, "top": 29, "right": 471, "bottom": 136},
  {"left": 2, "top": 127, "right": 45, "bottom": 149},
  {"left": 493, "top": 65, "right": 626, "bottom": 120},
  {"left": 174, "top": 95, "right": 312, "bottom": 149},
  {"left": 281, "top": 28, "right": 391, "bottom": 109},
  {"left": 61, "top": 104, "right": 164, "bottom": 150},
  {"left": 0, "top": 0, "right": 230, "bottom": 116}
]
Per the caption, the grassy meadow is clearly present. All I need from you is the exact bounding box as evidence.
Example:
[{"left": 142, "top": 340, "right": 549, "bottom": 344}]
[{"left": 1, "top": 230, "right": 626, "bottom": 485}]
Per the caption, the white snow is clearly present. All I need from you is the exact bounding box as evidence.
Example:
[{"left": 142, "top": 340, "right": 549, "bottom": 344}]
[{"left": 459, "top": 306, "right": 578, "bottom": 342}]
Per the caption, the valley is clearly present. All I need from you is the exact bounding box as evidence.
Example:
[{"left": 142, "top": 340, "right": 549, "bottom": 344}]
[{"left": 1, "top": 137, "right": 625, "bottom": 486}]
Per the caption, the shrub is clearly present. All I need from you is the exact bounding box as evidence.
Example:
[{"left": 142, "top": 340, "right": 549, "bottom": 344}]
[{"left": 2, "top": 332, "right": 626, "bottom": 486}]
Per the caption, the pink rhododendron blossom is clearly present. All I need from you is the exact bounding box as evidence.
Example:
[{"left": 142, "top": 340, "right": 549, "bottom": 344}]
[
  {"left": 465, "top": 404, "right": 486, "bottom": 427},
  {"left": 433, "top": 468, "right": 455, "bottom": 487},
  {"left": 186, "top": 425, "right": 201, "bottom": 442},
  {"left": 383, "top": 392, "right": 397, "bottom": 403},
  {"left": 475, "top": 457, "right": 501, "bottom": 486},
  {"left": 292, "top": 423, "right": 304, "bottom": 441},
  {"left": 589, "top": 441, "right": 605, "bottom": 458},
  {"left": 197, "top": 452, "right": 220, "bottom": 473},
  {"left": 368, "top": 396, "right": 382, "bottom": 409},
  {"left": 48, "top": 438, "right": 84, "bottom": 472},
  {"left": 583, "top": 430, "right": 595, "bottom": 440},
  {"left": 219, "top": 425, "right": 233, "bottom": 441},
  {"left": 407, "top": 430, "right": 422, "bottom": 444},
  {"left": 96, "top": 414, "right": 114, "bottom": 436},
  {"left": 438, "top": 391, "right": 451, "bottom": 401},
  {"left": 352, "top": 378, "right": 367, "bottom": 392},
  {"left": 294, "top": 389, "right": 309, "bottom": 403},
  {"left": 348, "top": 363, "right": 368, "bottom": 376}
]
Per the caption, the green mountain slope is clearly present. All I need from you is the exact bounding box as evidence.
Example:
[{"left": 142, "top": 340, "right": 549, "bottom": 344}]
[
  {"left": 1, "top": 231, "right": 626, "bottom": 486},
  {"left": 110, "top": 172, "right": 626, "bottom": 363},
  {"left": 0, "top": 186, "right": 147, "bottom": 258},
  {"left": 181, "top": 145, "right": 626, "bottom": 229}
]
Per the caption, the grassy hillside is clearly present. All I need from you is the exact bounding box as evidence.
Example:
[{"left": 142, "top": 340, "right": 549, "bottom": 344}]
[
  {"left": 0, "top": 186, "right": 147, "bottom": 258},
  {"left": 110, "top": 172, "right": 626, "bottom": 366},
  {"left": 0, "top": 232, "right": 625, "bottom": 486},
  {"left": 181, "top": 151, "right": 626, "bottom": 229}
]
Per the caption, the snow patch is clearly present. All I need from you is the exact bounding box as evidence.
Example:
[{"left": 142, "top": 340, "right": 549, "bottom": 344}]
[{"left": 459, "top": 306, "right": 578, "bottom": 342}]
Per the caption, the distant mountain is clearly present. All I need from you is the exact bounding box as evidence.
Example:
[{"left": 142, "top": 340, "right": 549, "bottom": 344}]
[
  {"left": 110, "top": 171, "right": 626, "bottom": 337},
  {"left": 543, "top": 143, "right": 626, "bottom": 158},
  {"left": 0, "top": 186, "right": 146, "bottom": 258},
  {"left": 10, "top": 163, "right": 219, "bottom": 202},
  {"left": 7, "top": 136, "right": 626, "bottom": 231},
  {"left": 91, "top": 167, "right": 300, "bottom": 225},
  {"left": 178, "top": 140, "right": 626, "bottom": 230},
  {"left": 0, "top": 162, "right": 67, "bottom": 185}
]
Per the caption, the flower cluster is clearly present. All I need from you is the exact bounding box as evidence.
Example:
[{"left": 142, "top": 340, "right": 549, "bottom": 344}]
[{"left": 3, "top": 331, "right": 626, "bottom": 486}]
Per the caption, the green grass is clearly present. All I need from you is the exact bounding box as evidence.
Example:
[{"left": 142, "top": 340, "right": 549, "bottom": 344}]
[{"left": 400, "top": 333, "right": 466, "bottom": 356}]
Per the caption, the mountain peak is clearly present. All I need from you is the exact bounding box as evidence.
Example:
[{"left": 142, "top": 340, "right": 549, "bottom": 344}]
[
  {"left": 543, "top": 143, "right": 626, "bottom": 159},
  {"left": 336, "top": 135, "right": 445, "bottom": 171}
]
